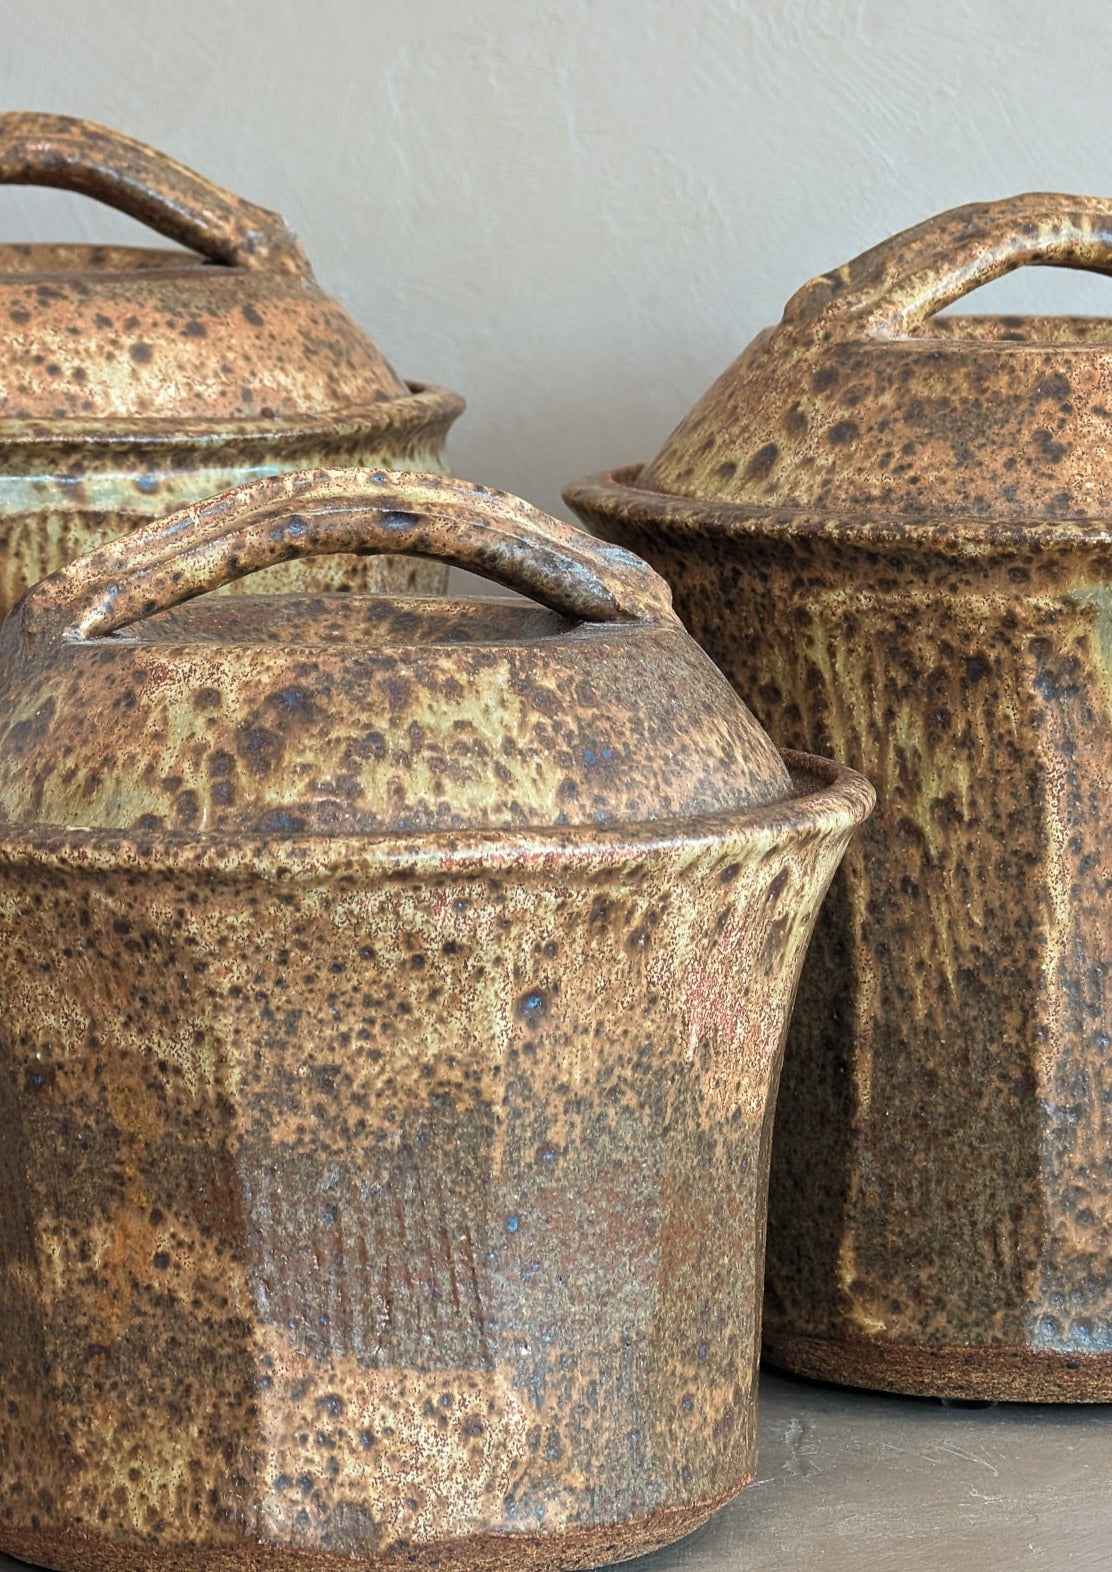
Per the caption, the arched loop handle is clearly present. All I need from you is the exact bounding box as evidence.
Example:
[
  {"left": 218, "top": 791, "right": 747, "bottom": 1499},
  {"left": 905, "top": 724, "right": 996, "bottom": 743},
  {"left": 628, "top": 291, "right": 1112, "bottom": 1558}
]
[
  {"left": 0, "top": 112, "right": 311, "bottom": 275},
  {"left": 20, "top": 468, "right": 677, "bottom": 642},
  {"left": 780, "top": 193, "right": 1112, "bottom": 339}
]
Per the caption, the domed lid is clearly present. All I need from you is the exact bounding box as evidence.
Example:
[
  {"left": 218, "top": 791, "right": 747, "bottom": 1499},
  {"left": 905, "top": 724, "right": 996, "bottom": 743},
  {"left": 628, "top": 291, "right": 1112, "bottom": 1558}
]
[
  {"left": 0, "top": 468, "right": 793, "bottom": 835},
  {"left": 640, "top": 193, "right": 1112, "bottom": 519},
  {"left": 0, "top": 114, "right": 461, "bottom": 440}
]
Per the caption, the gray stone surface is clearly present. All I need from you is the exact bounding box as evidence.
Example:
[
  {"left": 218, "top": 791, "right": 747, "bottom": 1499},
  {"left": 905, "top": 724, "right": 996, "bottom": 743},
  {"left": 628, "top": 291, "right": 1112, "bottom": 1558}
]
[{"left": 620, "top": 1370, "right": 1112, "bottom": 1570}]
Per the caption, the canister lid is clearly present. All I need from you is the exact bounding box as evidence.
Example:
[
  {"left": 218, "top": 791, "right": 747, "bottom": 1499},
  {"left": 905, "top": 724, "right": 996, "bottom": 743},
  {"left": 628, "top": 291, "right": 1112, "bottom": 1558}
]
[
  {"left": 0, "top": 114, "right": 461, "bottom": 440},
  {"left": 0, "top": 469, "right": 793, "bottom": 835},
  {"left": 639, "top": 194, "right": 1112, "bottom": 519}
]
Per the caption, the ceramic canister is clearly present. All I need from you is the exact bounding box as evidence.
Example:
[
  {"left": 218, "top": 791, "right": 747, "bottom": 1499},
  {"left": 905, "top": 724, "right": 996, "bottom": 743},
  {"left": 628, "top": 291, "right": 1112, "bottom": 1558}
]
[
  {"left": 0, "top": 113, "right": 462, "bottom": 611},
  {"left": 567, "top": 193, "right": 1112, "bottom": 1401},
  {"left": 0, "top": 468, "right": 871, "bottom": 1571}
]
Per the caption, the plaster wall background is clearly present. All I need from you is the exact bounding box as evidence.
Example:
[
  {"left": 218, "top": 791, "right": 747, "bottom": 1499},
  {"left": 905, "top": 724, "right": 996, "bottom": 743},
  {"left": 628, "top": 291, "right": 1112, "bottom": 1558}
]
[{"left": 2, "top": 0, "right": 1111, "bottom": 534}]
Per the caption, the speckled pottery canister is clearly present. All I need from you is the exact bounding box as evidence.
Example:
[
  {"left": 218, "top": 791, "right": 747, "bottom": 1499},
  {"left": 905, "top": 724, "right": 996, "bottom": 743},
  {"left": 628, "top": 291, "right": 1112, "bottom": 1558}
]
[
  {"left": 567, "top": 193, "right": 1112, "bottom": 1402},
  {"left": 0, "top": 467, "right": 870, "bottom": 1571},
  {"left": 0, "top": 113, "right": 463, "bottom": 611}
]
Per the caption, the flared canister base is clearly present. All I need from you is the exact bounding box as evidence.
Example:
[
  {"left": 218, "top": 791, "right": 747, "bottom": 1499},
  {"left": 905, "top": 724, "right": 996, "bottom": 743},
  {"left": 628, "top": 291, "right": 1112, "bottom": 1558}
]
[
  {"left": 0, "top": 1486, "right": 743, "bottom": 1572},
  {"left": 764, "top": 1330, "right": 1112, "bottom": 1403}
]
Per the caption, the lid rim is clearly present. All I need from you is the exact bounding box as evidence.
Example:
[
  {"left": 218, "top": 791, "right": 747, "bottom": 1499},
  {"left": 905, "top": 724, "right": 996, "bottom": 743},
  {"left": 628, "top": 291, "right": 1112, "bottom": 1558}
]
[
  {"left": 0, "top": 381, "right": 465, "bottom": 451},
  {"left": 839, "top": 321, "right": 1112, "bottom": 347},
  {"left": 0, "top": 753, "right": 872, "bottom": 873},
  {"left": 0, "top": 241, "right": 271, "bottom": 273}
]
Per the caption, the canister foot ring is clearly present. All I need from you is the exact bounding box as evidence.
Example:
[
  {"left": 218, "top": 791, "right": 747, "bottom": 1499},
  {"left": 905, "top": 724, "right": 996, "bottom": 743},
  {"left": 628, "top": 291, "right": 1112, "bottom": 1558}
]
[{"left": 764, "top": 1328, "right": 1112, "bottom": 1403}]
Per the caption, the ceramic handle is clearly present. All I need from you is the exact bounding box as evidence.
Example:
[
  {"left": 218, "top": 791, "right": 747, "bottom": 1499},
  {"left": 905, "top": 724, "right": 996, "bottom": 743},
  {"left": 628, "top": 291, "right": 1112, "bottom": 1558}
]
[
  {"left": 0, "top": 112, "right": 311, "bottom": 275},
  {"left": 22, "top": 468, "right": 676, "bottom": 641},
  {"left": 782, "top": 193, "right": 1112, "bottom": 337}
]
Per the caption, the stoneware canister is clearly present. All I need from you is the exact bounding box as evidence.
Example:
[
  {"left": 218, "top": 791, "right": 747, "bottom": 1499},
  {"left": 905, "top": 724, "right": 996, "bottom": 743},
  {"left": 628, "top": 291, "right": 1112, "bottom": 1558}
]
[
  {"left": 567, "top": 193, "right": 1112, "bottom": 1402},
  {"left": 0, "top": 113, "right": 463, "bottom": 611},
  {"left": 0, "top": 467, "right": 872, "bottom": 1571}
]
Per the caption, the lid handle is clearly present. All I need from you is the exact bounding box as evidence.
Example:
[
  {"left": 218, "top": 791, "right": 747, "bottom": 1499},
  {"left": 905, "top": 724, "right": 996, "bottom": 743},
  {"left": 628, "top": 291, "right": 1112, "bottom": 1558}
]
[
  {"left": 782, "top": 193, "right": 1112, "bottom": 338},
  {"left": 0, "top": 112, "right": 311, "bottom": 275},
  {"left": 21, "top": 468, "right": 677, "bottom": 641}
]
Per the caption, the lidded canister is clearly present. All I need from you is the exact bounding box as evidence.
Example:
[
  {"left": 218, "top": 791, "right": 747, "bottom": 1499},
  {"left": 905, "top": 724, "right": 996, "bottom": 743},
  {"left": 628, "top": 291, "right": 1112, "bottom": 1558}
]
[
  {"left": 566, "top": 193, "right": 1112, "bottom": 1401},
  {"left": 0, "top": 113, "right": 463, "bottom": 610},
  {"left": 0, "top": 468, "right": 871, "bottom": 1572}
]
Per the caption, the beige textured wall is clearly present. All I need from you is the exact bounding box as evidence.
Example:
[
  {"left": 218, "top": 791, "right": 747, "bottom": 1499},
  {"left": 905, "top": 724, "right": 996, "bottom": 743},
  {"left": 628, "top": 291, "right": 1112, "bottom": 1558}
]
[{"left": 3, "top": 0, "right": 1112, "bottom": 530}]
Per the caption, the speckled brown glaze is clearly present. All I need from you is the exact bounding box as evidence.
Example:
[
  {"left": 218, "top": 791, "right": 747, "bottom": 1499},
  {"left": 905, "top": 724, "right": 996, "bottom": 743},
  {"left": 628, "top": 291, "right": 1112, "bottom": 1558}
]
[
  {"left": 565, "top": 193, "right": 1112, "bottom": 1402},
  {"left": 640, "top": 194, "right": 1112, "bottom": 519},
  {"left": 0, "top": 114, "right": 464, "bottom": 609},
  {"left": 0, "top": 469, "right": 871, "bottom": 1570}
]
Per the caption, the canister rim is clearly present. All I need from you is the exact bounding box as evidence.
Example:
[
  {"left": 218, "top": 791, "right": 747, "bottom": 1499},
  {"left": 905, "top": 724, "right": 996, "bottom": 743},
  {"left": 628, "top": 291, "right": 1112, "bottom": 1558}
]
[{"left": 566, "top": 466, "right": 1112, "bottom": 553}]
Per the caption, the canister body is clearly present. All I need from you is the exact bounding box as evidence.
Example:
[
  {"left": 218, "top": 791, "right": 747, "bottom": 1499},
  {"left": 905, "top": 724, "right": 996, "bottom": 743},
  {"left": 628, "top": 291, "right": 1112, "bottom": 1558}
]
[
  {"left": 0, "top": 763, "right": 859, "bottom": 1569},
  {"left": 583, "top": 488, "right": 1112, "bottom": 1399},
  {"left": 0, "top": 425, "right": 453, "bottom": 615}
]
